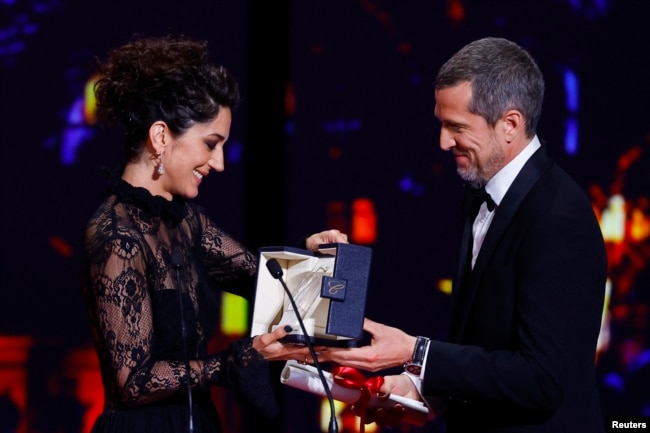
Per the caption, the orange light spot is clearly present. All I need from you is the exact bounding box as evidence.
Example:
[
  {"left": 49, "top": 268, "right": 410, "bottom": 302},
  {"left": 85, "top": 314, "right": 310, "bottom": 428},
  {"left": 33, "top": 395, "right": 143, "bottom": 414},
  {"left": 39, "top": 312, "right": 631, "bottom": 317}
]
[{"left": 351, "top": 198, "right": 377, "bottom": 244}]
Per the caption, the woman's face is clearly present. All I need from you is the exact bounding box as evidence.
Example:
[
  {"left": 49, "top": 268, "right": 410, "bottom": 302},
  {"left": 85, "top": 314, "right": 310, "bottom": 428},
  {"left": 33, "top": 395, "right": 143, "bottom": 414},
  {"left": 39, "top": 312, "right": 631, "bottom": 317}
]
[{"left": 162, "top": 107, "right": 232, "bottom": 199}]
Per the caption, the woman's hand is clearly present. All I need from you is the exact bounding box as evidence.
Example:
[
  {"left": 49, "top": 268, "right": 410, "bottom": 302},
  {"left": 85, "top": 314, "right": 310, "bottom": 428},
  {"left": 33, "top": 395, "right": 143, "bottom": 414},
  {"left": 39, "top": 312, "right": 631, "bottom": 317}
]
[
  {"left": 252, "top": 325, "right": 323, "bottom": 362},
  {"left": 305, "top": 229, "right": 348, "bottom": 251}
]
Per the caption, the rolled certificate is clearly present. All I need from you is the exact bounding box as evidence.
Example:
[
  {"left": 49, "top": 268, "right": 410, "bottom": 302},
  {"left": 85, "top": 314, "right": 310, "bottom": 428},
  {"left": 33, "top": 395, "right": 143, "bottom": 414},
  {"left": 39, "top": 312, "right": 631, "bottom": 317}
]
[
  {"left": 280, "top": 360, "right": 430, "bottom": 426},
  {"left": 280, "top": 360, "right": 361, "bottom": 403}
]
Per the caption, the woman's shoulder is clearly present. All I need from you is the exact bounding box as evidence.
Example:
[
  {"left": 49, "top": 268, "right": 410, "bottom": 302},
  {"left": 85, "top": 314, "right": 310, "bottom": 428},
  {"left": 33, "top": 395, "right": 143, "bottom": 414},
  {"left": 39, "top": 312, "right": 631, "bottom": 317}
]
[{"left": 85, "top": 196, "right": 146, "bottom": 243}]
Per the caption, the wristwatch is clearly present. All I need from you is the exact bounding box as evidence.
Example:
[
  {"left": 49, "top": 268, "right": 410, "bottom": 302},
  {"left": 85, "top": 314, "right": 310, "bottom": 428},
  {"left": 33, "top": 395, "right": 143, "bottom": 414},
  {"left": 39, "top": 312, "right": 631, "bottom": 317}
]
[{"left": 404, "top": 335, "right": 430, "bottom": 376}]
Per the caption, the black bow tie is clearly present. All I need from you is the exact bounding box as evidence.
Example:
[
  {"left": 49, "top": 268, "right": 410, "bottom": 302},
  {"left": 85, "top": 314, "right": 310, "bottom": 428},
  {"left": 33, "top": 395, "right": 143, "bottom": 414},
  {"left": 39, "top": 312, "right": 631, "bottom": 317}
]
[{"left": 465, "top": 184, "right": 497, "bottom": 212}]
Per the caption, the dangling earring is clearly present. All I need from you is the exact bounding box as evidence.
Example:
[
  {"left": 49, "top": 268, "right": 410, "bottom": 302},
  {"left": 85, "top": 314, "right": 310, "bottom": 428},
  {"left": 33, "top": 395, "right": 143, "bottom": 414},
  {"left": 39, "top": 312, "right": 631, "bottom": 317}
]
[{"left": 156, "top": 153, "right": 165, "bottom": 175}]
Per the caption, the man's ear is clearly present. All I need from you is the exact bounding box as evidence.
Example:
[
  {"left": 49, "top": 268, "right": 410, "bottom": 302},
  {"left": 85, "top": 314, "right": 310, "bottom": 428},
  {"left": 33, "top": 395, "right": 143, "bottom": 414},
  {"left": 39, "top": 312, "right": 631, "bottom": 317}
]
[
  {"left": 502, "top": 109, "right": 524, "bottom": 143},
  {"left": 149, "top": 121, "right": 168, "bottom": 154}
]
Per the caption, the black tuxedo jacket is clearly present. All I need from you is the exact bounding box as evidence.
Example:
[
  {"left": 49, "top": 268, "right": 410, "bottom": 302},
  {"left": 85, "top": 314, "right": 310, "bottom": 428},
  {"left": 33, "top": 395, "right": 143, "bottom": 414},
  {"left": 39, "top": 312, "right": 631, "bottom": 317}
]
[{"left": 423, "top": 145, "right": 608, "bottom": 432}]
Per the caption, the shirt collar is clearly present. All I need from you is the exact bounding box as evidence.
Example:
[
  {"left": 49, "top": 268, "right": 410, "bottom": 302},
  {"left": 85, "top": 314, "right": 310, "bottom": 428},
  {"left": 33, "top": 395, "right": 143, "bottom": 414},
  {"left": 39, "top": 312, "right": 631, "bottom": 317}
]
[{"left": 485, "top": 135, "right": 541, "bottom": 206}]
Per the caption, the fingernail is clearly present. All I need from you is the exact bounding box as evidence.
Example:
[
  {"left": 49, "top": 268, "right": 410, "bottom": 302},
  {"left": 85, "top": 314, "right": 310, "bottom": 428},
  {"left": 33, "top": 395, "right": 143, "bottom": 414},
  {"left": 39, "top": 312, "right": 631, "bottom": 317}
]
[{"left": 284, "top": 325, "right": 293, "bottom": 332}]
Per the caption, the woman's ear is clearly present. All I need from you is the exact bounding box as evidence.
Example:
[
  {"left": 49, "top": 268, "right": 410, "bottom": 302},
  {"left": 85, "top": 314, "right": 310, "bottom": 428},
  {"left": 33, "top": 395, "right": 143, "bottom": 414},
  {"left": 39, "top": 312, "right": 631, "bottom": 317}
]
[{"left": 149, "top": 121, "right": 168, "bottom": 154}]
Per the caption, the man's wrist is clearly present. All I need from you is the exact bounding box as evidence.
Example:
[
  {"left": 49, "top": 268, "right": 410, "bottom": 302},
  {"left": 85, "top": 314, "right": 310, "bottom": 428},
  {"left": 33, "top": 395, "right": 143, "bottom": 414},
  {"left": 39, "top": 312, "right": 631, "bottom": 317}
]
[{"left": 403, "top": 335, "right": 430, "bottom": 377}]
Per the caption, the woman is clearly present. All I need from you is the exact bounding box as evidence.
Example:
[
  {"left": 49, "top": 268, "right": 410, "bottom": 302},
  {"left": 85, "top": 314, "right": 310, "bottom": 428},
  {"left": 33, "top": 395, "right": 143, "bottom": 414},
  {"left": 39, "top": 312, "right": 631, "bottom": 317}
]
[{"left": 81, "top": 34, "right": 347, "bottom": 433}]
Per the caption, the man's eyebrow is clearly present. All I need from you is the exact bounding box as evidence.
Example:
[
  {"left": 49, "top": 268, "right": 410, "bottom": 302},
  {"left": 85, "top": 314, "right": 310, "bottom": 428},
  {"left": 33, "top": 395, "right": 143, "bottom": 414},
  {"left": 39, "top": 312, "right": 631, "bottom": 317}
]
[{"left": 443, "top": 119, "right": 464, "bottom": 128}]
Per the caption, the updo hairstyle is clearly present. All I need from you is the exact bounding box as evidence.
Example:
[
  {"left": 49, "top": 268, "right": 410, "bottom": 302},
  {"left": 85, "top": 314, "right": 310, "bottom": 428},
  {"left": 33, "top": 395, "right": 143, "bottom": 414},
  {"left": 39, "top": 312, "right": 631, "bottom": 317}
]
[{"left": 94, "top": 34, "right": 240, "bottom": 161}]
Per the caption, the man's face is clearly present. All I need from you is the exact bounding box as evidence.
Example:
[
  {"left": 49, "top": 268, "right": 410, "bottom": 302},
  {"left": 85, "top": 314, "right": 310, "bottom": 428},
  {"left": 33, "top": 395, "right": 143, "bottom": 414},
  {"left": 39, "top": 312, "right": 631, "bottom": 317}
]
[{"left": 434, "top": 81, "right": 505, "bottom": 185}]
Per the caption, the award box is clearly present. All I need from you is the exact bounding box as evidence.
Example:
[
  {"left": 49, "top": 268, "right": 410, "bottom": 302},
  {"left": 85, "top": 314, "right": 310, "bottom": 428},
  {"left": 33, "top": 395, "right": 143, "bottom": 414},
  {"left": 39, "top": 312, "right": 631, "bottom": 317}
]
[{"left": 250, "top": 243, "right": 372, "bottom": 346}]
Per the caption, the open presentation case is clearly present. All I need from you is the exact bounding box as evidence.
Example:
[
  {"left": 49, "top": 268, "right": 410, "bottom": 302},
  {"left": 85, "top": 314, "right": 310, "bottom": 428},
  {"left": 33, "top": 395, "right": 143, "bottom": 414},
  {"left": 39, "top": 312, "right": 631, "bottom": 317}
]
[{"left": 250, "top": 243, "right": 372, "bottom": 346}]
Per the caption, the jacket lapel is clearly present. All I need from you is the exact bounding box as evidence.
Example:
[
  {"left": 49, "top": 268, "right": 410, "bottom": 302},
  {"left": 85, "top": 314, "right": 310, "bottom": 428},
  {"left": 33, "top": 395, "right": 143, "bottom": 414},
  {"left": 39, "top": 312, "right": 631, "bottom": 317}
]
[
  {"left": 450, "top": 189, "right": 478, "bottom": 337},
  {"left": 451, "top": 145, "right": 554, "bottom": 341}
]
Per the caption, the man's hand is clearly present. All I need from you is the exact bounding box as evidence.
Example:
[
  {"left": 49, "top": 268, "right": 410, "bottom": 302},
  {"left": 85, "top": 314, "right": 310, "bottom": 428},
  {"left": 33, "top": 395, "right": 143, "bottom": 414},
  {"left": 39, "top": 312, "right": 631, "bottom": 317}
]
[
  {"left": 354, "top": 374, "right": 422, "bottom": 427},
  {"left": 319, "top": 318, "right": 416, "bottom": 371}
]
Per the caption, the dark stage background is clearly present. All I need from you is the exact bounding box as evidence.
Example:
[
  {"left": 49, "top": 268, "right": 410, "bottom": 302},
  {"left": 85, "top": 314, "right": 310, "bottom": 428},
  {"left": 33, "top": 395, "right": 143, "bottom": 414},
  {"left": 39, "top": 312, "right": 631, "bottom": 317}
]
[{"left": 1, "top": 1, "right": 648, "bottom": 432}]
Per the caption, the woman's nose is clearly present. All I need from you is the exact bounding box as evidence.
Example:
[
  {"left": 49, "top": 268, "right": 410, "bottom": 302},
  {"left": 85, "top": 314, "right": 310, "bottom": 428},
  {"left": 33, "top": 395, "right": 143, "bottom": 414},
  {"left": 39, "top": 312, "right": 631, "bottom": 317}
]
[
  {"left": 208, "top": 147, "right": 225, "bottom": 172},
  {"left": 208, "top": 158, "right": 224, "bottom": 172}
]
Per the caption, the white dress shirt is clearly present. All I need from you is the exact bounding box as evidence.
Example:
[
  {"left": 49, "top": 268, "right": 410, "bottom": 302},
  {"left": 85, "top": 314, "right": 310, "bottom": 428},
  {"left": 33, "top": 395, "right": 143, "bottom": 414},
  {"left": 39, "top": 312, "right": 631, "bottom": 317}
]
[{"left": 471, "top": 136, "right": 541, "bottom": 267}]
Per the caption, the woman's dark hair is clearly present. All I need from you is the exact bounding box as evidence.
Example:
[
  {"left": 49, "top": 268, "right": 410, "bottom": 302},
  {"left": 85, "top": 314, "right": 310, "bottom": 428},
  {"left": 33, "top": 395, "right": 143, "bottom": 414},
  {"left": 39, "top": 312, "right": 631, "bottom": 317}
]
[{"left": 94, "top": 34, "right": 239, "bottom": 161}]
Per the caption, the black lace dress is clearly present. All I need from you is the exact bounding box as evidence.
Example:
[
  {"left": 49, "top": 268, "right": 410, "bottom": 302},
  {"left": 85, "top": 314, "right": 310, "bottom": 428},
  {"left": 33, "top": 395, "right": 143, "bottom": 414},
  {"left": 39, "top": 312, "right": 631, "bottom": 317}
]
[{"left": 80, "top": 175, "right": 277, "bottom": 433}]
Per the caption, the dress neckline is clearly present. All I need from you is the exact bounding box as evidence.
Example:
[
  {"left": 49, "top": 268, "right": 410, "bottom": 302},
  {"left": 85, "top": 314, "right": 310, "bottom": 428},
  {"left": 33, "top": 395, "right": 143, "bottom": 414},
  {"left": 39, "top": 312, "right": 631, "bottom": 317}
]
[{"left": 103, "top": 166, "right": 188, "bottom": 225}]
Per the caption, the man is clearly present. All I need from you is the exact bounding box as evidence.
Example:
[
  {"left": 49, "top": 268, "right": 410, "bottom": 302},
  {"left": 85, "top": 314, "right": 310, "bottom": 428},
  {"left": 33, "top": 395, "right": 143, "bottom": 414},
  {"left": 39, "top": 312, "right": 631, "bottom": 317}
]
[{"left": 321, "top": 37, "right": 607, "bottom": 432}]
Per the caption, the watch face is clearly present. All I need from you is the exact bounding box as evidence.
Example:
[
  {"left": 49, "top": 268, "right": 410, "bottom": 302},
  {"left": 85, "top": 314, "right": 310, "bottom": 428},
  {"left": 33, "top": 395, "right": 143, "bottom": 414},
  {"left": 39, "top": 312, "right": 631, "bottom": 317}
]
[{"left": 405, "top": 364, "right": 422, "bottom": 376}]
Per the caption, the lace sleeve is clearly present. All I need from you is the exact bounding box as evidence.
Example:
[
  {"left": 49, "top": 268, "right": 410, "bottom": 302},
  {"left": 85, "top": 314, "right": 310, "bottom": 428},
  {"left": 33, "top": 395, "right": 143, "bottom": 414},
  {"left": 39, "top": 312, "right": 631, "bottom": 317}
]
[
  {"left": 198, "top": 210, "right": 257, "bottom": 299},
  {"left": 200, "top": 338, "right": 279, "bottom": 417},
  {"left": 88, "top": 234, "right": 195, "bottom": 406},
  {"left": 193, "top": 209, "right": 279, "bottom": 415}
]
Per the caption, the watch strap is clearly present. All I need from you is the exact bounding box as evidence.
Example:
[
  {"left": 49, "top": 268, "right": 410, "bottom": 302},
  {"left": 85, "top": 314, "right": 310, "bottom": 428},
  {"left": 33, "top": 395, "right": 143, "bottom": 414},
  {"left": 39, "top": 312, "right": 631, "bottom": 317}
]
[{"left": 404, "top": 335, "right": 429, "bottom": 376}]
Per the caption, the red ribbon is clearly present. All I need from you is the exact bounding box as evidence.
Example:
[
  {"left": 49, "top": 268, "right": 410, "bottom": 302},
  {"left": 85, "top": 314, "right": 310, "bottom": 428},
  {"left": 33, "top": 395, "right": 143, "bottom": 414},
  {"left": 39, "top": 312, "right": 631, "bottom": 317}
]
[{"left": 331, "top": 365, "right": 384, "bottom": 433}]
